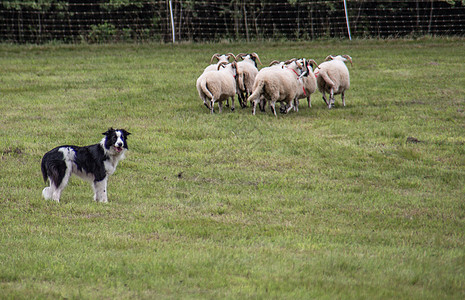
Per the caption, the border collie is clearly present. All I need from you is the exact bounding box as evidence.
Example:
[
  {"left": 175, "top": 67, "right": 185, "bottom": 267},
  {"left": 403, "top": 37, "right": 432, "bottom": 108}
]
[{"left": 41, "top": 128, "right": 131, "bottom": 203}]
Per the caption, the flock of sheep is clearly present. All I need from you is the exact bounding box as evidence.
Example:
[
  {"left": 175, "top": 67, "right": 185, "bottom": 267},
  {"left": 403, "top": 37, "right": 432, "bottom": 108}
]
[{"left": 196, "top": 52, "right": 353, "bottom": 116}]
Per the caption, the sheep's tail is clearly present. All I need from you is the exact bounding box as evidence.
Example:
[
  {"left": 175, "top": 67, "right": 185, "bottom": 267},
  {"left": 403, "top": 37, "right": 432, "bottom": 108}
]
[
  {"left": 319, "top": 70, "right": 335, "bottom": 88},
  {"left": 200, "top": 78, "right": 214, "bottom": 100},
  {"left": 237, "top": 71, "right": 245, "bottom": 92},
  {"left": 248, "top": 79, "right": 264, "bottom": 104}
]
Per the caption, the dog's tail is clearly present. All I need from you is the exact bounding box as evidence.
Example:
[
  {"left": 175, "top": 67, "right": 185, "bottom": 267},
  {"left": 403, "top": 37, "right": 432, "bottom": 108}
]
[
  {"left": 41, "top": 153, "right": 65, "bottom": 187},
  {"left": 41, "top": 158, "right": 49, "bottom": 183}
]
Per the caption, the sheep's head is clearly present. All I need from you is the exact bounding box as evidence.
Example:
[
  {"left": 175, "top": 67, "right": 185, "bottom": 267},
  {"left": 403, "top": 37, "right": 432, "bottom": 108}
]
[
  {"left": 236, "top": 52, "right": 262, "bottom": 68},
  {"left": 300, "top": 58, "right": 319, "bottom": 72},
  {"left": 217, "top": 61, "right": 237, "bottom": 78},
  {"left": 236, "top": 53, "right": 246, "bottom": 60},
  {"left": 298, "top": 58, "right": 318, "bottom": 77},
  {"left": 307, "top": 59, "right": 319, "bottom": 70},
  {"left": 295, "top": 59, "right": 308, "bottom": 77},
  {"left": 284, "top": 58, "right": 309, "bottom": 78},
  {"left": 298, "top": 59, "right": 310, "bottom": 77},
  {"left": 231, "top": 61, "right": 237, "bottom": 77},
  {"left": 210, "top": 53, "right": 221, "bottom": 64},
  {"left": 325, "top": 54, "right": 353, "bottom": 66},
  {"left": 341, "top": 54, "right": 353, "bottom": 66},
  {"left": 324, "top": 55, "right": 335, "bottom": 61},
  {"left": 210, "top": 53, "right": 236, "bottom": 64},
  {"left": 269, "top": 60, "right": 282, "bottom": 67},
  {"left": 249, "top": 52, "right": 263, "bottom": 67},
  {"left": 217, "top": 61, "right": 228, "bottom": 70},
  {"left": 227, "top": 53, "right": 236, "bottom": 61},
  {"left": 284, "top": 58, "right": 297, "bottom": 65}
]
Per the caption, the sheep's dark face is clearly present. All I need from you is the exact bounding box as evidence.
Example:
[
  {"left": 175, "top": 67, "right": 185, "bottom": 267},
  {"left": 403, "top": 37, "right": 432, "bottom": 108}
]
[
  {"left": 309, "top": 62, "right": 317, "bottom": 70},
  {"left": 302, "top": 61, "right": 310, "bottom": 77},
  {"left": 296, "top": 60, "right": 309, "bottom": 77},
  {"left": 231, "top": 62, "right": 237, "bottom": 77},
  {"left": 249, "top": 54, "right": 258, "bottom": 68}
]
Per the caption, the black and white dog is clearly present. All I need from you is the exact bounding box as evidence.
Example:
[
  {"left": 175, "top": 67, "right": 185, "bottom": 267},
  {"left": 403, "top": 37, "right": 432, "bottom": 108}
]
[{"left": 41, "top": 128, "right": 131, "bottom": 203}]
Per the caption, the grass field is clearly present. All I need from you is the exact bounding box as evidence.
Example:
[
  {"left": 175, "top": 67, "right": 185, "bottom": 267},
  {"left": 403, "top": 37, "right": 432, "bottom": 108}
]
[{"left": 1, "top": 38, "right": 464, "bottom": 299}]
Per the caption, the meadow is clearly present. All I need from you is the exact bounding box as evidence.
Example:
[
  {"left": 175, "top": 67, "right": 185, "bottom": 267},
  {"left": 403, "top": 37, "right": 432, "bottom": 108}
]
[{"left": 0, "top": 38, "right": 464, "bottom": 299}]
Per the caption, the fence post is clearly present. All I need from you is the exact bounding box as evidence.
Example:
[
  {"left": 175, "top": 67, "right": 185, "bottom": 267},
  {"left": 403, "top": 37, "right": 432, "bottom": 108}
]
[
  {"left": 343, "top": 0, "right": 352, "bottom": 40},
  {"left": 169, "top": 0, "right": 175, "bottom": 43}
]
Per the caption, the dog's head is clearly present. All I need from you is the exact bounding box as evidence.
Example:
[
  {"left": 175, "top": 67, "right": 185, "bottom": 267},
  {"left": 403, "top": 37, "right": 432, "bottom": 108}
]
[{"left": 102, "top": 128, "right": 131, "bottom": 155}]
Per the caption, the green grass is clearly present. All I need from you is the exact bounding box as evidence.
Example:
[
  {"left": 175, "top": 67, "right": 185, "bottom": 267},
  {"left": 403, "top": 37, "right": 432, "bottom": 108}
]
[{"left": 1, "top": 38, "right": 464, "bottom": 299}]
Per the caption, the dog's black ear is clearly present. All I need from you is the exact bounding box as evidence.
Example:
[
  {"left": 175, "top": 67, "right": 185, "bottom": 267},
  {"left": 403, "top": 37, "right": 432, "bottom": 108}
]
[
  {"left": 120, "top": 129, "right": 131, "bottom": 138},
  {"left": 102, "top": 128, "right": 115, "bottom": 136}
]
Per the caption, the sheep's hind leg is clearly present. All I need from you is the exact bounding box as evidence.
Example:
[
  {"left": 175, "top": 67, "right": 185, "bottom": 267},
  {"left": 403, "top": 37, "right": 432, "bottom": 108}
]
[
  {"left": 252, "top": 99, "right": 258, "bottom": 115},
  {"left": 230, "top": 96, "right": 235, "bottom": 112},
  {"left": 210, "top": 98, "right": 215, "bottom": 114},
  {"left": 238, "top": 93, "right": 245, "bottom": 108},
  {"left": 236, "top": 93, "right": 242, "bottom": 108},
  {"left": 341, "top": 92, "right": 346, "bottom": 107},
  {"left": 328, "top": 89, "right": 335, "bottom": 109},
  {"left": 259, "top": 97, "right": 266, "bottom": 112},
  {"left": 322, "top": 91, "right": 329, "bottom": 107},
  {"left": 203, "top": 98, "right": 211, "bottom": 110},
  {"left": 286, "top": 100, "right": 295, "bottom": 114},
  {"left": 270, "top": 102, "right": 277, "bottom": 117},
  {"left": 218, "top": 101, "right": 223, "bottom": 113}
]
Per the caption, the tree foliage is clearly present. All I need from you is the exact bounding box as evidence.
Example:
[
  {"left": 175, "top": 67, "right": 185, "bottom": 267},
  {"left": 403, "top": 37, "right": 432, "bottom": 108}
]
[{"left": 1, "top": 0, "right": 464, "bottom": 43}]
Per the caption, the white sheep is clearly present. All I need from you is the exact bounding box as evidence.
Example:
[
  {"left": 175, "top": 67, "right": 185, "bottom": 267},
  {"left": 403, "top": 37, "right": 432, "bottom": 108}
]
[
  {"left": 249, "top": 60, "right": 286, "bottom": 112},
  {"left": 235, "top": 53, "right": 262, "bottom": 108},
  {"left": 196, "top": 62, "right": 238, "bottom": 114},
  {"left": 201, "top": 53, "right": 235, "bottom": 108},
  {"left": 263, "top": 60, "right": 286, "bottom": 70},
  {"left": 316, "top": 54, "right": 352, "bottom": 109},
  {"left": 248, "top": 59, "right": 307, "bottom": 116},
  {"left": 202, "top": 53, "right": 236, "bottom": 74},
  {"left": 293, "top": 58, "right": 319, "bottom": 111}
]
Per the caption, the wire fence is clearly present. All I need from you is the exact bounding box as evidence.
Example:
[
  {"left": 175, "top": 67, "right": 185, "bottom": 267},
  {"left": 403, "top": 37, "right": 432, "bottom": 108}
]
[{"left": 1, "top": 1, "right": 464, "bottom": 43}]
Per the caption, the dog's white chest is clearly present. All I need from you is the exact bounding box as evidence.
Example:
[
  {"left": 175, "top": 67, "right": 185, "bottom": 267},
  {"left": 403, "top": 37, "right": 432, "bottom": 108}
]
[
  {"left": 104, "top": 160, "right": 117, "bottom": 175},
  {"left": 104, "top": 154, "right": 123, "bottom": 176}
]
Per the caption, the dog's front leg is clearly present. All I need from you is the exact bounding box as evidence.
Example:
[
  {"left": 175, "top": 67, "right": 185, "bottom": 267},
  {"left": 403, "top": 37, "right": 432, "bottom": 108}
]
[{"left": 93, "top": 178, "right": 108, "bottom": 203}]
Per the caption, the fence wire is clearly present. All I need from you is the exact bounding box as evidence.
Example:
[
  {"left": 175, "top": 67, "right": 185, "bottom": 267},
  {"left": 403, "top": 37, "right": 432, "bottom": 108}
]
[{"left": 1, "top": 1, "right": 464, "bottom": 43}]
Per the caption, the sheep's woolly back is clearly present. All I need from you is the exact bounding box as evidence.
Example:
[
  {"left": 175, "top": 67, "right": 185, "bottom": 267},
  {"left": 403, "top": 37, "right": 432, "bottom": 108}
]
[
  {"left": 197, "top": 64, "right": 237, "bottom": 102},
  {"left": 316, "top": 60, "right": 350, "bottom": 95},
  {"left": 237, "top": 62, "right": 258, "bottom": 94},
  {"left": 203, "top": 53, "right": 234, "bottom": 74},
  {"left": 249, "top": 68, "right": 301, "bottom": 104},
  {"left": 301, "top": 65, "right": 317, "bottom": 97}
]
